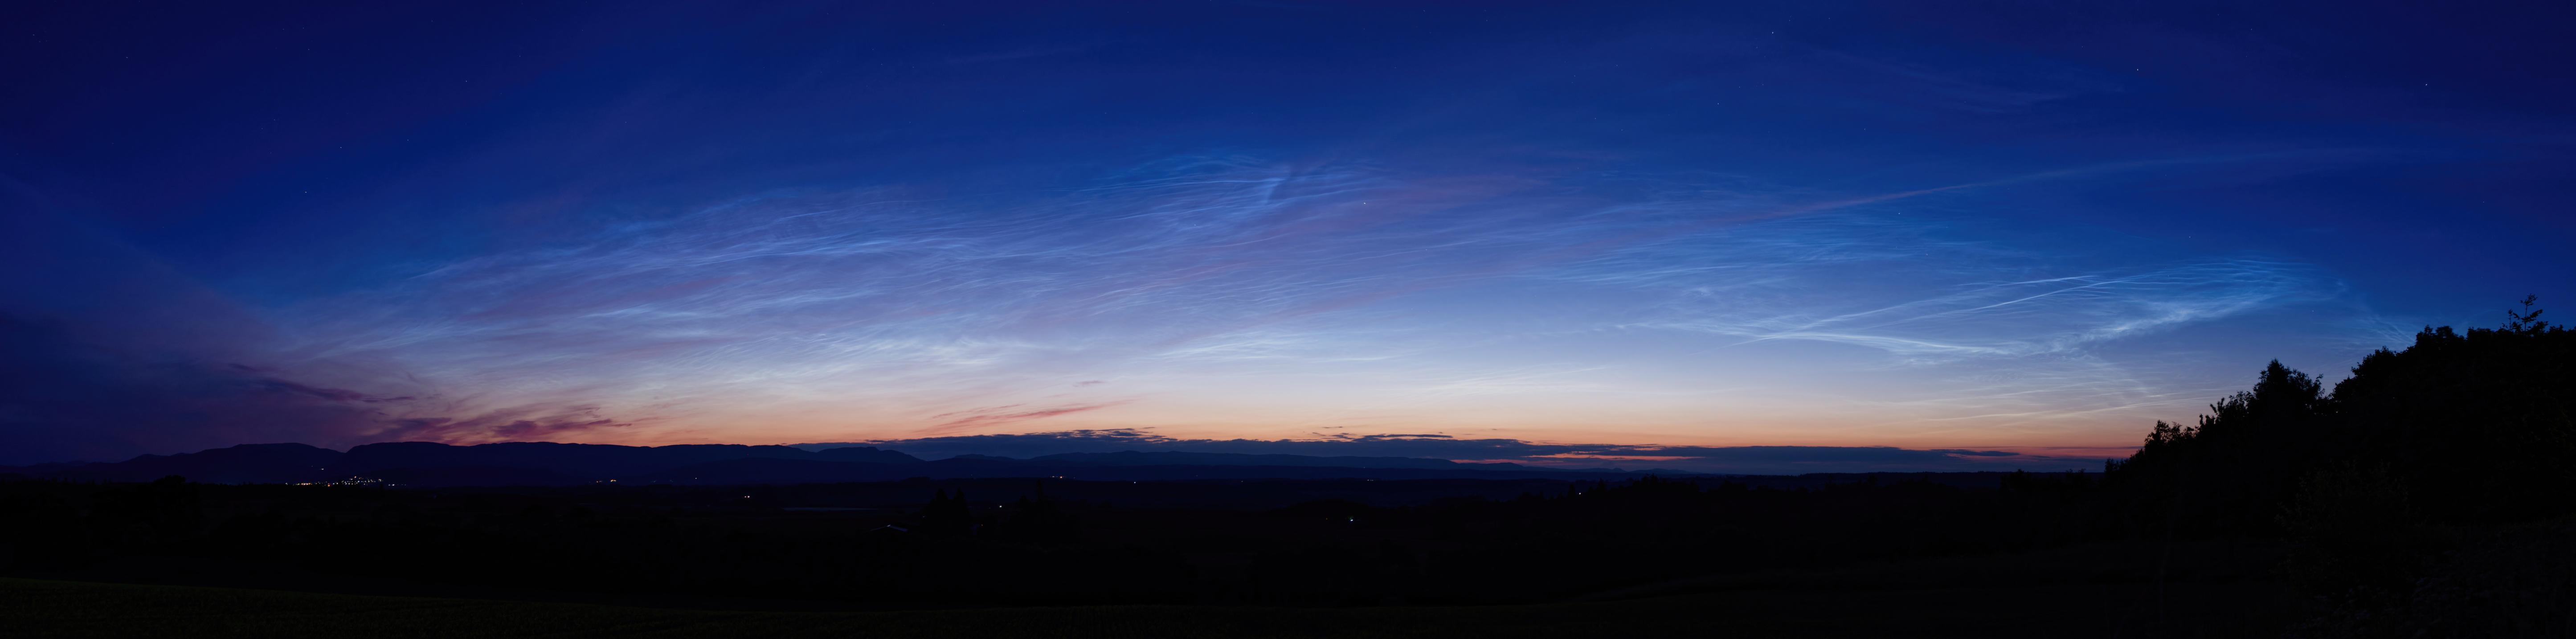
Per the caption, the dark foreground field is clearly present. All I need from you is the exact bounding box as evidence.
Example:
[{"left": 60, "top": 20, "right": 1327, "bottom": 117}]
[
  {"left": 4, "top": 540, "right": 2300, "bottom": 639},
  {"left": 11, "top": 319, "right": 2573, "bottom": 636}
]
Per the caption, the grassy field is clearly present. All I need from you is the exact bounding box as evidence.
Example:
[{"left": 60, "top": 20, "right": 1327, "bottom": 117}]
[{"left": 4, "top": 548, "right": 2300, "bottom": 639}]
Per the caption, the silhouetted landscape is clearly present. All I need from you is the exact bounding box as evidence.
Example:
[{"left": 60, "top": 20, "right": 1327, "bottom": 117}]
[
  {"left": 5, "top": 306, "right": 2571, "bottom": 636},
  {"left": 0, "top": 441, "right": 1686, "bottom": 486},
  {"left": 13, "top": 2, "right": 2576, "bottom": 637}
]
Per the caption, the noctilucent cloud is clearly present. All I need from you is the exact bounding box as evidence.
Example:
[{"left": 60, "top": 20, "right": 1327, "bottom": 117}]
[{"left": 5, "top": 2, "right": 2572, "bottom": 470}]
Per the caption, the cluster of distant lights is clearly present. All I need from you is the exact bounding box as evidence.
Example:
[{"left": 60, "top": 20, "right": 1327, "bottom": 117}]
[{"left": 287, "top": 476, "right": 388, "bottom": 487}]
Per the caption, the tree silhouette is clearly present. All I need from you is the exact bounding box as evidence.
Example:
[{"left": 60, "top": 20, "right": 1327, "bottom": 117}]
[{"left": 2112, "top": 298, "right": 2573, "bottom": 530}]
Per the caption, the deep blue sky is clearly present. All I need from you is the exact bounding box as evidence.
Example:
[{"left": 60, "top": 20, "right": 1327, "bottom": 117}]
[{"left": 5, "top": 1, "right": 2572, "bottom": 470}]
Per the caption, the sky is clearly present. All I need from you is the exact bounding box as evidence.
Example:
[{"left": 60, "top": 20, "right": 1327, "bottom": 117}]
[{"left": 4, "top": 1, "right": 2573, "bottom": 471}]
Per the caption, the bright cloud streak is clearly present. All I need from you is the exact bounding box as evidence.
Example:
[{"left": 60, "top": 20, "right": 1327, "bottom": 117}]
[
  {"left": 209, "top": 157, "right": 2370, "bottom": 455},
  {"left": 10, "top": 3, "right": 2562, "bottom": 467}
]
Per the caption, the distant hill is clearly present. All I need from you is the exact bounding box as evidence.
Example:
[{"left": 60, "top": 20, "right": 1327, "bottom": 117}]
[
  {"left": 0, "top": 442, "right": 1660, "bottom": 486},
  {"left": 636, "top": 456, "right": 1664, "bottom": 484},
  {"left": 1028, "top": 451, "right": 1509, "bottom": 470},
  {"left": 0, "top": 442, "right": 921, "bottom": 486},
  {"left": 343, "top": 441, "right": 895, "bottom": 479},
  {"left": 33, "top": 443, "right": 345, "bottom": 484}
]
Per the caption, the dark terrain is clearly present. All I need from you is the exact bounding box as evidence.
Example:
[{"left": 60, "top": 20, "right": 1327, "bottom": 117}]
[{"left": 5, "top": 309, "right": 2573, "bottom": 636}]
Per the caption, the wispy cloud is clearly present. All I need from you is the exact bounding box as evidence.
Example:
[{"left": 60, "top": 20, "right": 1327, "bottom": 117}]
[
  {"left": 9, "top": 153, "right": 2385, "bottom": 461},
  {"left": 1662, "top": 259, "right": 2344, "bottom": 360},
  {"left": 923, "top": 401, "right": 1133, "bottom": 435},
  {"left": 379, "top": 404, "right": 635, "bottom": 444},
  {"left": 273, "top": 156, "right": 2363, "bottom": 445}
]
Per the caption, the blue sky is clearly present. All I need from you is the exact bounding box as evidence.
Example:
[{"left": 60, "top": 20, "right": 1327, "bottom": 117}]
[{"left": 4, "top": 1, "right": 2571, "bottom": 470}]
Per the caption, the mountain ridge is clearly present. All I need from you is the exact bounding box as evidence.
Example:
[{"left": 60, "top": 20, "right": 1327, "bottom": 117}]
[{"left": 0, "top": 441, "right": 1654, "bottom": 485}]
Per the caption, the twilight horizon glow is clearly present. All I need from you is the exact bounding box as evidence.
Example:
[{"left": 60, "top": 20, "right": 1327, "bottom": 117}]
[{"left": 5, "top": 2, "right": 2572, "bottom": 471}]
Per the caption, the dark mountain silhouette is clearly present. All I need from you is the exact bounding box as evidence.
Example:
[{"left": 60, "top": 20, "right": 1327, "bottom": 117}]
[
  {"left": 342, "top": 441, "right": 888, "bottom": 480},
  {"left": 366, "top": 465, "right": 582, "bottom": 487},
  {"left": 808, "top": 446, "right": 922, "bottom": 464},
  {"left": 1028, "top": 451, "right": 1514, "bottom": 470},
  {"left": 637, "top": 456, "right": 1660, "bottom": 484},
  {"left": 0, "top": 440, "right": 1652, "bottom": 486},
  {"left": 0, "top": 441, "right": 921, "bottom": 486},
  {"left": 638, "top": 458, "right": 914, "bottom": 484},
  {"left": 34, "top": 443, "right": 345, "bottom": 484},
  {"left": 7, "top": 299, "right": 2568, "bottom": 637}
]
